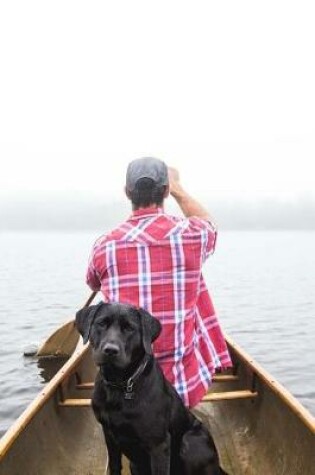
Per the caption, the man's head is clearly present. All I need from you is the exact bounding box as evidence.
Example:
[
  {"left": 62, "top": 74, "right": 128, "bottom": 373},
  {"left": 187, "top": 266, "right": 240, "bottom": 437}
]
[{"left": 125, "top": 157, "right": 169, "bottom": 209}]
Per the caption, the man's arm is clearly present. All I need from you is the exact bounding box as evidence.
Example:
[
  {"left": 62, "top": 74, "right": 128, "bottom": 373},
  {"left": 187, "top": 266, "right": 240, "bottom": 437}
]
[
  {"left": 168, "top": 167, "right": 216, "bottom": 225},
  {"left": 86, "top": 250, "right": 101, "bottom": 291}
]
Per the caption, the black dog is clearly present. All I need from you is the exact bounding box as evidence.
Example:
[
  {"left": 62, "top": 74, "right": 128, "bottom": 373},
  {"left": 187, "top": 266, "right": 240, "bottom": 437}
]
[{"left": 76, "top": 302, "right": 228, "bottom": 475}]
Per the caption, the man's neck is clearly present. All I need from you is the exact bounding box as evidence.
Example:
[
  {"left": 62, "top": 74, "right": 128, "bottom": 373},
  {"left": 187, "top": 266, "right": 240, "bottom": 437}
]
[{"left": 132, "top": 204, "right": 163, "bottom": 212}]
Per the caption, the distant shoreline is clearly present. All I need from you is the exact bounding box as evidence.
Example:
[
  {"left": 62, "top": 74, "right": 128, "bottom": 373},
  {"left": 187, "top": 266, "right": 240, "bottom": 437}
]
[{"left": 1, "top": 196, "right": 315, "bottom": 231}]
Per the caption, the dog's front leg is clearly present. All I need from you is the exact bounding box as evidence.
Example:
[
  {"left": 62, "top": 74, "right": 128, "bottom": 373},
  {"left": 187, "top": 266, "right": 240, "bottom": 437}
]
[
  {"left": 102, "top": 427, "right": 122, "bottom": 475},
  {"left": 150, "top": 432, "right": 171, "bottom": 475}
]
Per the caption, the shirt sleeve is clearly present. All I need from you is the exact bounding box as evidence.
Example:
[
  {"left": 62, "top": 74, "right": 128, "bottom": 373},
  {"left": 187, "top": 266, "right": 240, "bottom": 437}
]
[
  {"left": 187, "top": 217, "right": 217, "bottom": 263},
  {"left": 86, "top": 244, "right": 101, "bottom": 291}
]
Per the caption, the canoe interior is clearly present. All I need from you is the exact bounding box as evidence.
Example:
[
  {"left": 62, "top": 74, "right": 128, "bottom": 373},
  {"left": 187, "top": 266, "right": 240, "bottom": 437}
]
[{"left": 0, "top": 338, "right": 314, "bottom": 475}]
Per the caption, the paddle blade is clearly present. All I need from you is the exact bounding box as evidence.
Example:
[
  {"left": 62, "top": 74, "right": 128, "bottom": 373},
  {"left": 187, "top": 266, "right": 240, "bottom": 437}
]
[
  {"left": 36, "top": 291, "right": 98, "bottom": 358},
  {"left": 36, "top": 320, "right": 79, "bottom": 357}
]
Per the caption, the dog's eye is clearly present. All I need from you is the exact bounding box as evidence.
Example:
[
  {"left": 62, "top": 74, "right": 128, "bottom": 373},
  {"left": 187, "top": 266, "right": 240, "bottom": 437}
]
[
  {"left": 97, "top": 319, "right": 109, "bottom": 328},
  {"left": 121, "top": 322, "right": 133, "bottom": 332}
]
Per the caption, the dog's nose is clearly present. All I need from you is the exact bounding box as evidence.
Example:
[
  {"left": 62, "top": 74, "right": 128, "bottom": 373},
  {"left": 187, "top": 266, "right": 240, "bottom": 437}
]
[{"left": 103, "top": 343, "right": 120, "bottom": 356}]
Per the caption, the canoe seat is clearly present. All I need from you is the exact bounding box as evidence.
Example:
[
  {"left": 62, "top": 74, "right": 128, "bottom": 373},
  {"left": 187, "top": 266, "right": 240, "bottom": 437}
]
[
  {"left": 75, "top": 374, "right": 239, "bottom": 391},
  {"left": 59, "top": 390, "right": 257, "bottom": 407},
  {"left": 202, "top": 390, "right": 258, "bottom": 402},
  {"left": 213, "top": 374, "right": 239, "bottom": 382},
  {"left": 59, "top": 399, "right": 91, "bottom": 407},
  {"left": 76, "top": 382, "right": 94, "bottom": 390}
]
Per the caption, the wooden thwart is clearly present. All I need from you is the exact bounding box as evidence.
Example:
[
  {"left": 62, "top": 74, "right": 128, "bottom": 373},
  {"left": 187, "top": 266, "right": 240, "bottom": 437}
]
[
  {"left": 59, "top": 389, "right": 258, "bottom": 407},
  {"left": 202, "top": 390, "right": 258, "bottom": 402},
  {"left": 59, "top": 399, "right": 92, "bottom": 407},
  {"left": 76, "top": 382, "right": 94, "bottom": 390},
  {"left": 76, "top": 374, "right": 239, "bottom": 391},
  {"left": 212, "top": 374, "right": 239, "bottom": 382}
]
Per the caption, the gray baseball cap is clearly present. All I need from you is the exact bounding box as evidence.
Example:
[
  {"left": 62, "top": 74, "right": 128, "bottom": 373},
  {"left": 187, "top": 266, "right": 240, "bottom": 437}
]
[{"left": 126, "top": 157, "right": 169, "bottom": 191}]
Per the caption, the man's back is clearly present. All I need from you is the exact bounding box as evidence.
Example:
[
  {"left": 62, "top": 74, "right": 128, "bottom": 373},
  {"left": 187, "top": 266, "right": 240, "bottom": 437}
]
[{"left": 87, "top": 206, "right": 231, "bottom": 407}]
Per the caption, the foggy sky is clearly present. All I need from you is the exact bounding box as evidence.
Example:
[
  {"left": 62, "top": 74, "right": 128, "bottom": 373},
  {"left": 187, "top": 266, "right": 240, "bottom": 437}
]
[{"left": 1, "top": 2, "right": 315, "bottom": 203}]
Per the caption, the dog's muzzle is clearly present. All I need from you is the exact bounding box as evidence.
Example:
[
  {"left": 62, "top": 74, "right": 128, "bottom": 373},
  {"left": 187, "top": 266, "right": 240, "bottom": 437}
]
[{"left": 102, "top": 343, "right": 120, "bottom": 357}]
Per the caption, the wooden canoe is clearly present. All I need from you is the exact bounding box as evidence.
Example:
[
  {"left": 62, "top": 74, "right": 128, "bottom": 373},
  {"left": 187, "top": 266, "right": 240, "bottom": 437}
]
[{"left": 0, "top": 335, "right": 314, "bottom": 475}]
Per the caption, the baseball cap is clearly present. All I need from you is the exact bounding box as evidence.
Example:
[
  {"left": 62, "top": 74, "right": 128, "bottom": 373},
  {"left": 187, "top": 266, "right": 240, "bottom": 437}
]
[{"left": 126, "top": 157, "right": 169, "bottom": 191}]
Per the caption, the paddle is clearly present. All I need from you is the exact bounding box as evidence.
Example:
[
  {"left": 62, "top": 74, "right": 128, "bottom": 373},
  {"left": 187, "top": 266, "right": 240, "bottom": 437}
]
[{"left": 35, "top": 291, "right": 98, "bottom": 358}]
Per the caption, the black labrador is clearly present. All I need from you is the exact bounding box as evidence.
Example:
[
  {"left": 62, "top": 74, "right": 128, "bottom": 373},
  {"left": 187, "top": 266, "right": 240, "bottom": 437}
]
[{"left": 76, "top": 302, "right": 228, "bottom": 475}]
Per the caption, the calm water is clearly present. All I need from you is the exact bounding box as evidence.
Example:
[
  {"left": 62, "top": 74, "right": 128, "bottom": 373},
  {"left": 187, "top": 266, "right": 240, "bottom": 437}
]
[{"left": 0, "top": 230, "right": 314, "bottom": 436}]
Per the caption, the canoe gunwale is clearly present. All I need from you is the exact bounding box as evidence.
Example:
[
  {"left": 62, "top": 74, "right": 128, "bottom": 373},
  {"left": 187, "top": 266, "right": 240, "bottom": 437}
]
[
  {"left": 0, "top": 340, "right": 89, "bottom": 460},
  {"left": 225, "top": 334, "right": 315, "bottom": 434}
]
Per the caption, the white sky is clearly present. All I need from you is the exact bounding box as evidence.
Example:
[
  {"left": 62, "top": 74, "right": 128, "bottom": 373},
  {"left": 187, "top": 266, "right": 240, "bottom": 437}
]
[{"left": 0, "top": 1, "right": 314, "bottom": 201}]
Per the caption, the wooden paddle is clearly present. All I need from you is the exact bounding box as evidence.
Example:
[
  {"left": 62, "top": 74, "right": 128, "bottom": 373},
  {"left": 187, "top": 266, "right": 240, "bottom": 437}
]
[{"left": 36, "top": 291, "right": 98, "bottom": 358}]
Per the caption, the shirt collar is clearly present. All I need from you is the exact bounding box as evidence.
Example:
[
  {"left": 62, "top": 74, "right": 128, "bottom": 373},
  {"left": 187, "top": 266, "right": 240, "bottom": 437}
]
[{"left": 129, "top": 207, "right": 164, "bottom": 220}]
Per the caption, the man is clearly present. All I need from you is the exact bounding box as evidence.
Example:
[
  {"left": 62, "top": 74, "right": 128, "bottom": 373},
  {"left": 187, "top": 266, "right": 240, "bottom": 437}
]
[{"left": 86, "top": 157, "right": 231, "bottom": 408}]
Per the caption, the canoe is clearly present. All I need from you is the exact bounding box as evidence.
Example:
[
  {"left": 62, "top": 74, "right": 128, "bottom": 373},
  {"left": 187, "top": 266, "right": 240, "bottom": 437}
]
[{"left": 0, "top": 335, "right": 314, "bottom": 475}]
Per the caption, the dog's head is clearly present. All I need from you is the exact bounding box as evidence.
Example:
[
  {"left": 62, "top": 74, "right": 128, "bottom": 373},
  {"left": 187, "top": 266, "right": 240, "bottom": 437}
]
[{"left": 75, "top": 302, "right": 161, "bottom": 369}]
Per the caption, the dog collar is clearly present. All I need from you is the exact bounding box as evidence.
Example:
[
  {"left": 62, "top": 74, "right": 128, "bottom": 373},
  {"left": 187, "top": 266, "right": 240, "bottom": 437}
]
[{"left": 100, "top": 355, "right": 151, "bottom": 400}]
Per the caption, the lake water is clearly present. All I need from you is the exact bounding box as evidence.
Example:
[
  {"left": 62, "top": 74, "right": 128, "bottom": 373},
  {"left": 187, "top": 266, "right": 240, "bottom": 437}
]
[{"left": 0, "top": 230, "right": 314, "bottom": 436}]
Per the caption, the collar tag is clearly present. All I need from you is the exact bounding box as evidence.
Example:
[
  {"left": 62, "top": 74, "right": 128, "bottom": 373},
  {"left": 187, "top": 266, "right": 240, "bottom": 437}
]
[
  {"left": 124, "top": 392, "right": 134, "bottom": 400},
  {"left": 124, "top": 380, "right": 134, "bottom": 400}
]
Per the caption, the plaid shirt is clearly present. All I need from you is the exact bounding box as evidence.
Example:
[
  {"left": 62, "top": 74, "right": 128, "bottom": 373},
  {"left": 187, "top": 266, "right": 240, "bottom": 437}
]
[{"left": 86, "top": 207, "right": 232, "bottom": 407}]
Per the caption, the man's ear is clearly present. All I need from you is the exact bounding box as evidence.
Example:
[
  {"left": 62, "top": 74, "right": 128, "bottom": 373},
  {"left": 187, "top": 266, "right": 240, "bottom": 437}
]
[
  {"left": 163, "top": 184, "right": 170, "bottom": 199},
  {"left": 75, "top": 302, "right": 104, "bottom": 344},
  {"left": 125, "top": 186, "right": 132, "bottom": 200},
  {"left": 138, "top": 308, "right": 162, "bottom": 354}
]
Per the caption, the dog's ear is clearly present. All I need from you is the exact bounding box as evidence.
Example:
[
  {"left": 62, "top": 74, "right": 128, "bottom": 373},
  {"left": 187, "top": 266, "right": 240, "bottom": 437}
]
[
  {"left": 75, "top": 302, "right": 104, "bottom": 344},
  {"left": 137, "top": 308, "right": 162, "bottom": 354}
]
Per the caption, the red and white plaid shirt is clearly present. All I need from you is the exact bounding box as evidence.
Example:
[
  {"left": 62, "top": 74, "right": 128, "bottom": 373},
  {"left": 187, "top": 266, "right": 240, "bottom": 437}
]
[{"left": 86, "top": 207, "right": 232, "bottom": 407}]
